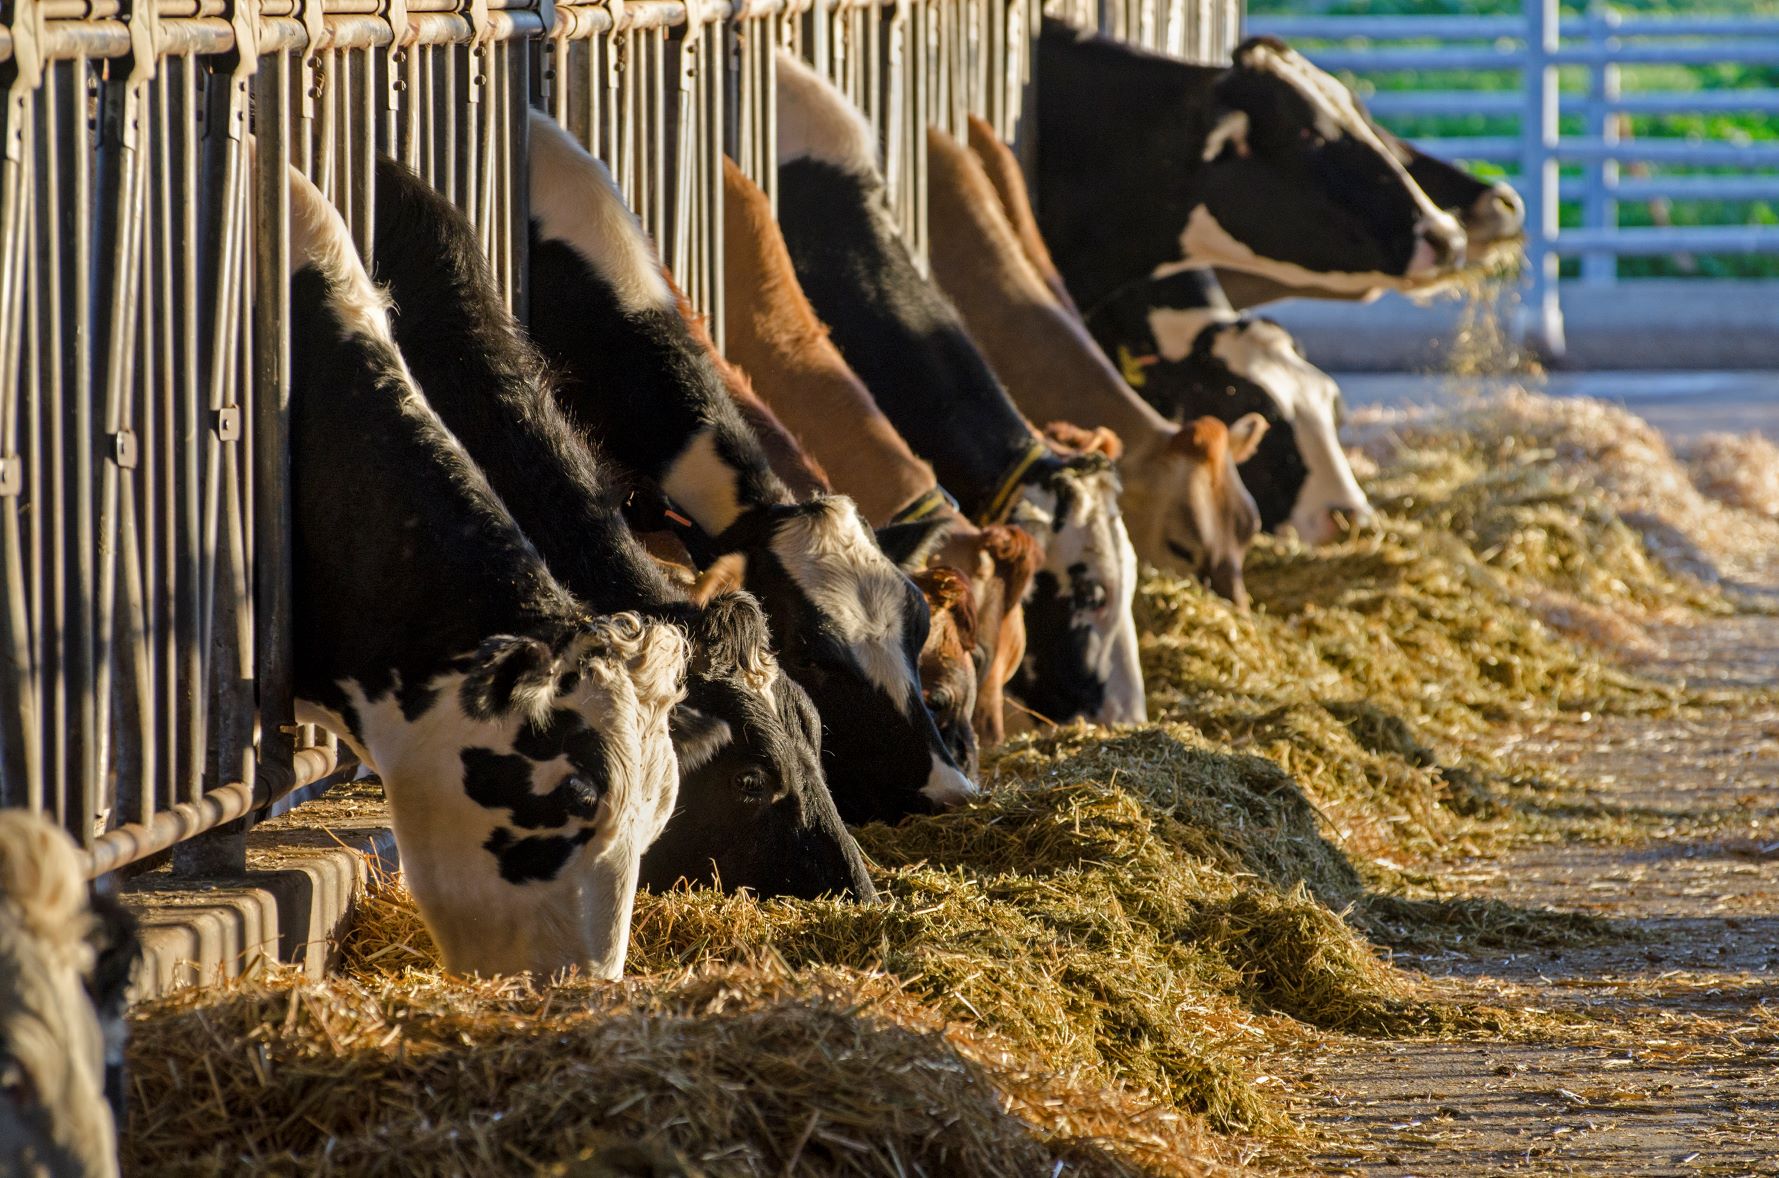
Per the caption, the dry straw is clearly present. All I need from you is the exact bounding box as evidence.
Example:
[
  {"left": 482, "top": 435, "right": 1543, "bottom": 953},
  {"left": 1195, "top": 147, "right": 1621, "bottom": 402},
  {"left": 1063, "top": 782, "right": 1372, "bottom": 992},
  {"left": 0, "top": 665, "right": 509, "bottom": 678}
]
[{"left": 123, "top": 386, "right": 1760, "bottom": 1176}]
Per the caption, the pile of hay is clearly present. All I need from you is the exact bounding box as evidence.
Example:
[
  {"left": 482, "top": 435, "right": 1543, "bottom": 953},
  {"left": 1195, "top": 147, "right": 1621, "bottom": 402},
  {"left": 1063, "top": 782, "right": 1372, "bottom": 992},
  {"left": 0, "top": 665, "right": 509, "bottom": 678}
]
[
  {"left": 1679, "top": 431, "right": 1779, "bottom": 521},
  {"left": 1346, "top": 387, "right": 1779, "bottom": 598},
  {"left": 129, "top": 724, "right": 1486, "bottom": 1175}
]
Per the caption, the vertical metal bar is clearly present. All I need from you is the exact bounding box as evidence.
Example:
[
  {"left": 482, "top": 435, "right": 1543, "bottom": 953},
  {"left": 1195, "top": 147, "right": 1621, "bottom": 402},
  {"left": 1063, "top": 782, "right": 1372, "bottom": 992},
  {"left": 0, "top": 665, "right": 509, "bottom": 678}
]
[
  {"left": 1581, "top": 3, "right": 1620, "bottom": 286},
  {"left": 1522, "top": 0, "right": 1566, "bottom": 359}
]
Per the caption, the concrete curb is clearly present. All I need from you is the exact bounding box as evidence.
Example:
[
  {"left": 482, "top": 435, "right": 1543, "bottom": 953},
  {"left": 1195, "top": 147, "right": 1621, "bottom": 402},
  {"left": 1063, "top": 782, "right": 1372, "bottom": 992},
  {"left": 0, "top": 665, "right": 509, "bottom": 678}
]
[{"left": 120, "top": 782, "right": 398, "bottom": 1002}]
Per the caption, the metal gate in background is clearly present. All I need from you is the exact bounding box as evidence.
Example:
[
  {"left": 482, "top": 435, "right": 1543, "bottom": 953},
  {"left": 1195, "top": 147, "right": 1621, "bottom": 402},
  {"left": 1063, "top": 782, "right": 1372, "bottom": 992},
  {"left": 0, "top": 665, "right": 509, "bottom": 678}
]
[{"left": 0, "top": 0, "right": 1242, "bottom": 883}]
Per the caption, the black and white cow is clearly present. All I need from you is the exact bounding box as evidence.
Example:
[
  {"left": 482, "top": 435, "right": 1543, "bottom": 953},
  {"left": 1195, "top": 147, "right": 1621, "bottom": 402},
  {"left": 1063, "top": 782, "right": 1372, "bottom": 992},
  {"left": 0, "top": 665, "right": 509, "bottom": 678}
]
[
  {"left": 0, "top": 811, "right": 139, "bottom": 1178},
  {"left": 1035, "top": 19, "right": 1466, "bottom": 317},
  {"left": 1217, "top": 129, "right": 1526, "bottom": 309},
  {"left": 368, "top": 157, "right": 874, "bottom": 903},
  {"left": 523, "top": 112, "right": 974, "bottom": 827},
  {"left": 288, "top": 165, "right": 688, "bottom": 979},
  {"left": 773, "top": 52, "right": 1145, "bottom": 727},
  {"left": 1086, "top": 266, "right": 1372, "bottom": 546}
]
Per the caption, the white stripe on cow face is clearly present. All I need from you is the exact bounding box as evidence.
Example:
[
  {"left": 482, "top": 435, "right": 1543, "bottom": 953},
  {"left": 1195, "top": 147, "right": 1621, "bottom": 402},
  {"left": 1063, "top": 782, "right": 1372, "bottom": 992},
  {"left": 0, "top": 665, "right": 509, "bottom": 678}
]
[
  {"left": 1209, "top": 319, "right": 1372, "bottom": 545},
  {"left": 1181, "top": 206, "right": 1400, "bottom": 298},
  {"left": 664, "top": 427, "right": 747, "bottom": 534},
  {"left": 527, "top": 109, "right": 676, "bottom": 315},
  {"left": 1147, "top": 303, "right": 1232, "bottom": 363},
  {"left": 1013, "top": 467, "right": 1146, "bottom": 725},
  {"left": 774, "top": 50, "right": 882, "bottom": 175},
  {"left": 768, "top": 497, "right": 926, "bottom": 709}
]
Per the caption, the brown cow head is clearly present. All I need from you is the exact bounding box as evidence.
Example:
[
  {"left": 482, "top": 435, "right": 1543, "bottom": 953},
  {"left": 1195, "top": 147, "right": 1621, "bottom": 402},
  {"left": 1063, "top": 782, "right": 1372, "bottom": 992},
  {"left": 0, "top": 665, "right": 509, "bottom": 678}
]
[{"left": 908, "top": 564, "right": 981, "bottom": 780}]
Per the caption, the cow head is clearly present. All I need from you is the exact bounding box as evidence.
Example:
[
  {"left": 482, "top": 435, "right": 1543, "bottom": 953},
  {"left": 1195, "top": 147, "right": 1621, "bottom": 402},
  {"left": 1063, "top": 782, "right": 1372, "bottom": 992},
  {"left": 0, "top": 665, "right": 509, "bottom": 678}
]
[
  {"left": 1173, "top": 317, "right": 1372, "bottom": 545},
  {"left": 0, "top": 812, "right": 127, "bottom": 1178},
  {"left": 1190, "top": 37, "right": 1466, "bottom": 295},
  {"left": 1008, "top": 444, "right": 1146, "bottom": 727},
  {"left": 714, "top": 496, "right": 977, "bottom": 824},
  {"left": 1140, "top": 415, "right": 1268, "bottom": 608},
  {"left": 331, "top": 614, "right": 688, "bottom": 980},
  {"left": 644, "top": 592, "right": 875, "bottom": 901},
  {"left": 934, "top": 522, "right": 1042, "bottom": 749},
  {"left": 908, "top": 565, "right": 982, "bottom": 780}
]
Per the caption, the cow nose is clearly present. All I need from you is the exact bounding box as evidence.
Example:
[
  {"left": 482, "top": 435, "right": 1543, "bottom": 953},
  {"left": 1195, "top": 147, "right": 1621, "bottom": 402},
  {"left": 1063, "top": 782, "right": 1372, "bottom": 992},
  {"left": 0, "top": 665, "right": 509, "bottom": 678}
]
[
  {"left": 1408, "top": 214, "right": 1465, "bottom": 276},
  {"left": 1471, "top": 183, "right": 1525, "bottom": 241},
  {"left": 1206, "top": 558, "right": 1249, "bottom": 611}
]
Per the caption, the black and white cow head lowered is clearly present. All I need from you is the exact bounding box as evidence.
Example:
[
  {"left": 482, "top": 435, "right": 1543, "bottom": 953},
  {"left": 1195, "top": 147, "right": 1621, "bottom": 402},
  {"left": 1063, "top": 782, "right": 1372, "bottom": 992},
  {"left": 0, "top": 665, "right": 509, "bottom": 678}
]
[
  {"left": 0, "top": 812, "right": 139, "bottom": 1178},
  {"left": 287, "top": 165, "right": 689, "bottom": 979},
  {"left": 771, "top": 51, "right": 1146, "bottom": 728},
  {"left": 1087, "top": 267, "right": 1373, "bottom": 546},
  {"left": 1035, "top": 18, "right": 1466, "bottom": 316},
  {"left": 366, "top": 157, "right": 873, "bottom": 903},
  {"left": 523, "top": 112, "right": 973, "bottom": 826}
]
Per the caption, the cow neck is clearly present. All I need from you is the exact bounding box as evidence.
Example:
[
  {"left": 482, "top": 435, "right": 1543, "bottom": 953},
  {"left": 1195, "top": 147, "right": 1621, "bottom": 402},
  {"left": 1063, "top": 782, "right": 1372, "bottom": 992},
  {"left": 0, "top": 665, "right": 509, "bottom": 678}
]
[
  {"left": 370, "top": 160, "right": 683, "bottom": 618},
  {"left": 925, "top": 125, "right": 1176, "bottom": 471},
  {"left": 1036, "top": 19, "right": 1221, "bottom": 314},
  {"left": 289, "top": 266, "right": 585, "bottom": 698},
  {"left": 775, "top": 156, "right": 1041, "bottom": 525},
  {"left": 721, "top": 157, "right": 940, "bottom": 527}
]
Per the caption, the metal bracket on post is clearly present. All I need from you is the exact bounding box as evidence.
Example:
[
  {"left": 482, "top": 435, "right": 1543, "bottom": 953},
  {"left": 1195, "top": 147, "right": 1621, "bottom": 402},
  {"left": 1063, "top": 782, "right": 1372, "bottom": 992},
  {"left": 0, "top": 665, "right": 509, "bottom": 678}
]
[
  {"left": 299, "top": 0, "right": 326, "bottom": 122},
  {"left": 3, "top": 0, "right": 46, "bottom": 165}
]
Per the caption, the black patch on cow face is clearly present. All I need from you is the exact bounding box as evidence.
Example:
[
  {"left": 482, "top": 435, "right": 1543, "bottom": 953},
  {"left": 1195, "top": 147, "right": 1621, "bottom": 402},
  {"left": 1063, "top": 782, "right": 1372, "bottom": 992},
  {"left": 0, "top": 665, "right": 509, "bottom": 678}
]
[
  {"left": 484, "top": 826, "right": 598, "bottom": 884},
  {"left": 734, "top": 528, "right": 945, "bottom": 827},
  {"left": 1013, "top": 568, "right": 1107, "bottom": 723},
  {"left": 643, "top": 669, "right": 875, "bottom": 901},
  {"left": 461, "top": 708, "right": 611, "bottom": 834}
]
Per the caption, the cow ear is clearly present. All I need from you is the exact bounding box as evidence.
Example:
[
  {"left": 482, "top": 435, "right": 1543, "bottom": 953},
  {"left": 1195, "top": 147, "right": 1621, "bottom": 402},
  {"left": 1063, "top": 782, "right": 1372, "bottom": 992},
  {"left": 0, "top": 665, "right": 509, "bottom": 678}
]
[
  {"left": 1228, "top": 412, "right": 1270, "bottom": 463},
  {"left": 1201, "top": 110, "right": 1251, "bottom": 162},
  {"left": 462, "top": 635, "right": 557, "bottom": 720},
  {"left": 690, "top": 553, "right": 748, "bottom": 605},
  {"left": 670, "top": 706, "right": 734, "bottom": 775},
  {"left": 874, "top": 517, "right": 952, "bottom": 572}
]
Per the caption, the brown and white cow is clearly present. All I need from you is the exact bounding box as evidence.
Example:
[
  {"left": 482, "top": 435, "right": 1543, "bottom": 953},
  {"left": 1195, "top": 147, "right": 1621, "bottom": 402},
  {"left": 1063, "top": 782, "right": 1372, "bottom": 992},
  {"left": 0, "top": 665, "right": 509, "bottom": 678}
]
[
  {"left": 0, "top": 812, "right": 138, "bottom": 1178},
  {"left": 289, "top": 166, "right": 687, "bottom": 979},
  {"left": 926, "top": 123, "right": 1273, "bottom": 594},
  {"left": 955, "top": 122, "right": 1373, "bottom": 550},
  {"left": 721, "top": 154, "right": 1042, "bottom": 748}
]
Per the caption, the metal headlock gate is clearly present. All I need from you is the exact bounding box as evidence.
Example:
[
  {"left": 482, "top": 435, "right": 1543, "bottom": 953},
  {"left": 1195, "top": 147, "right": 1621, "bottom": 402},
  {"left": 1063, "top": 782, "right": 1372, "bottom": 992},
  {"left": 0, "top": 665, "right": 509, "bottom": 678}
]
[{"left": 0, "top": 0, "right": 1240, "bottom": 883}]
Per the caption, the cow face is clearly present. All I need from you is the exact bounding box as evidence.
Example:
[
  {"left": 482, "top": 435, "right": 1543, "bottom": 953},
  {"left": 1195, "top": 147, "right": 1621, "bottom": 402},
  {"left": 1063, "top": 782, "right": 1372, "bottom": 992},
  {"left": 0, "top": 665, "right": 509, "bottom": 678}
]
[
  {"left": 1190, "top": 38, "right": 1466, "bottom": 295},
  {"left": 1171, "top": 318, "right": 1372, "bottom": 545},
  {"left": 936, "top": 523, "right": 1042, "bottom": 749},
  {"left": 305, "top": 616, "right": 687, "bottom": 980},
  {"left": 0, "top": 813, "right": 122, "bottom": 1178},
  {"left": 1135, "top": 415, "right": 1267, "bottom": 608},
  {"left": 1397, "top": 140, "right": 1526, "bottom": 266},
  {"left": 725, "top": 497, "right": 977, "bottom": 825},
  {"left": 642, "top": 592, "right": 875, "bottom": 901},
  {"left": 1009, "top": 455, "right": 1146, "bottom": 727},
  {"left": 909, "top": 565, "right": 982, "bottom": 779}
]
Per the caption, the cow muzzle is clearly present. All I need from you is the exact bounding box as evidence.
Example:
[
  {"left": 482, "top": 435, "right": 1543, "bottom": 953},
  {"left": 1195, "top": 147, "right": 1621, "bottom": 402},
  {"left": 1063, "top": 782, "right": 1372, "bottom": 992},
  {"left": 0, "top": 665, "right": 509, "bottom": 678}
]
[
  {"left": 1469, "top": 183, "right": 1526, "bottom": 248},
  {"left": 1407, "top": 213, "right": 1466, "bottom": 278}
]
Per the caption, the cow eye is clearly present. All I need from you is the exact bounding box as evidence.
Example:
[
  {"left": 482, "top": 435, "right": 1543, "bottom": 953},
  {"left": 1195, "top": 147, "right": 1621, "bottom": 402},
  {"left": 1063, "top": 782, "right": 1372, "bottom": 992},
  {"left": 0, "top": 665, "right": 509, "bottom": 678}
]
[
  {"left": 924, "top": 688, "right": 953, "bottom": 714},
  {"left": 735, "top": 768, "right": 772, "bottom": 803}
]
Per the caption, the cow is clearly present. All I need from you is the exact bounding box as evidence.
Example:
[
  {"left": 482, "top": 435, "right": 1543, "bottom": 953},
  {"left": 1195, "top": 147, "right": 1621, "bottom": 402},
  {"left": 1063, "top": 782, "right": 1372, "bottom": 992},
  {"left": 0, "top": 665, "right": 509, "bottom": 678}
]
[
  {"left": 926, "top": 122, "right": 1277, "bottom": 594},
  {"left": 773, "top": 51, "right": 1146, "bottom": 729},
  {"left": 1081, "top": 265, "right": 1373, "bottom": 545},
  {"left": 1216, "top": 129, "right": 1527, "bottom": 309},
  {"left": 367, "top": 158, "right": 874, "bottom": 905},
  {"left": 1034, "top": 19, "right": 1466, "bottom": 317},
  {"left": 288, "top": 164, "right": 688, "bottom": 979},
  {"left": 664, "top": 273, "right": 984, "bottom": 778},
  {"left": 0, "top": 811, "right": 138, "bottom": 1178},
  {"left": 524, "top": 111, "right": 974, "bottom": 826},
  {"left": 720, "top": 154, "right": 1042, "bottom": 748}
]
